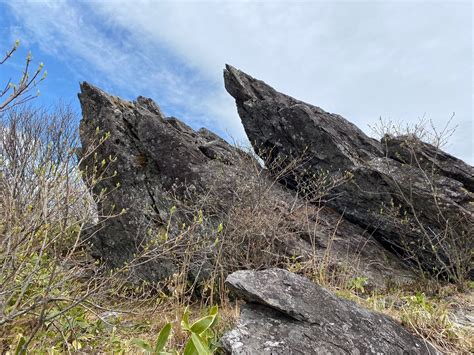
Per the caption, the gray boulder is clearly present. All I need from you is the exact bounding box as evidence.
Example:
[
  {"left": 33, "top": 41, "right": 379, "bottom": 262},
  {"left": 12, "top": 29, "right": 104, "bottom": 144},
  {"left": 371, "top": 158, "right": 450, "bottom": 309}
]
[
  {"left": 221, "top": 269, "right": 439, "bottom": 354},
  {"left": 224, "top": 65, "right": 473, "bottom": 278}
]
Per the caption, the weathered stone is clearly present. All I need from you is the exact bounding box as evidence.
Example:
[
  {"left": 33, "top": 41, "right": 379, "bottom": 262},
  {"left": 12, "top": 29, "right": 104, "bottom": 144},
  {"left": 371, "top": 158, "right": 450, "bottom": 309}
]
[
  {"left": 78, "top": 82, "right": 415, "bottom": 286},
  {"left": 222, "top": 269, "right": 439, "bottom": 354},
  {"left": 78, "top": 83, "right": 251, "bottom": 282},
  {"left": 224, "top": 65, "right": 473, "bottom": 278}
]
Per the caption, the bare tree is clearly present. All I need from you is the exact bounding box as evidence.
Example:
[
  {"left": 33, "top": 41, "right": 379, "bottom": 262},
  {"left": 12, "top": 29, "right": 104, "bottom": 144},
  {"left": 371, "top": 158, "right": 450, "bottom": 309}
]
[{"left": 0, "top": 40, "right": 47, "bottom": 112}]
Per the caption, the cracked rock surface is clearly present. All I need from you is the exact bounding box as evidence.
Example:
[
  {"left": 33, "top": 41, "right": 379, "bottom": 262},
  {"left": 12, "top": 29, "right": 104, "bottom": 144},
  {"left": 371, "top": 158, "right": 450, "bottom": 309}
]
[
  {"left": 78, "top": 82, "right": 415, "bottom": 286},
  {"left": 78, "top": 82, "right": 251, "bottom": 282},
  {"left": 224, "top": 65, "right": 473, "bottom": 277},
  {"left": 221, "top": 269, "right": 440, "bottom": 354}
]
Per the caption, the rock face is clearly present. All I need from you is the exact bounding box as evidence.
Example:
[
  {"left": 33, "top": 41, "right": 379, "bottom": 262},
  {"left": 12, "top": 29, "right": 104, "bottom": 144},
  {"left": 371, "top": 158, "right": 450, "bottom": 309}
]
[
  {"left": 221, "top": 269, "right": 439, "bottom": 354},
  {"left": 78, "top": 82, "right": 415, "bottom": 286},
  {"left": 78, "top": 82, "right": 254, "bottom": 281},
  {"left": 224, "top": 65, "right": 473, "bottom": 278}
]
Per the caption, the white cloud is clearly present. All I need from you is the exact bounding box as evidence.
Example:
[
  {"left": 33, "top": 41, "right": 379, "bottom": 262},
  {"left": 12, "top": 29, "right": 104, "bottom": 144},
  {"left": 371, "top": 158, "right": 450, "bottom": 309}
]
[
  {"left": 3, "top": 0, "right": 211, "bottom": 113},
  {"left": 4, "top": 0, "right": 473, "bottom": 162}
]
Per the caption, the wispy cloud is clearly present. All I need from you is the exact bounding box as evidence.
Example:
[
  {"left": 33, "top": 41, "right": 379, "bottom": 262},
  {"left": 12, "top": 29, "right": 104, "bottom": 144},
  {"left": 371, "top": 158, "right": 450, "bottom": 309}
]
[
  {"left": 3, "top": 1, "right": 214, "bottom": 119},
  {"left": 3, "top": 0, "right": 472, "bottom": 162}
]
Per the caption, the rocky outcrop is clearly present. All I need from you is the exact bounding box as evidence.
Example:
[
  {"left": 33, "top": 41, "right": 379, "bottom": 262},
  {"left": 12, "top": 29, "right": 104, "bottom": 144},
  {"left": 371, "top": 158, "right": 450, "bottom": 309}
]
[
  {"left": 76, "top": 66, "right": 472, "bottom": 354},
  {"left": 224, "top": 65, "right": 473, "bottom": 278},
  {"left": 221, "top": 269, "right": 439, "bottom": 354},
  {"left": 78, "top": 83, "right": 254, "bottom": 282},
  {"left": 78, "top": 83, "right": 415, "bottom": 287}
]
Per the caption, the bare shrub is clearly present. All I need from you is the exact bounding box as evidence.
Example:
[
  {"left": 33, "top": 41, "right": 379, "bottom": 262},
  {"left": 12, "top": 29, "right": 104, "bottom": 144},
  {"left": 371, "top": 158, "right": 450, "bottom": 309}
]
[
  {"left": 371, "top": 117, "right": 473, "bottom": 283},
  {"left": 171, "top": 146, "right": 357, "bottom": 303},
  {"left": 0, "top": 104, "right": 120, "bottom": 350},
  {"left": 370, "top": 115, "right": 457, "bottom": 149}
]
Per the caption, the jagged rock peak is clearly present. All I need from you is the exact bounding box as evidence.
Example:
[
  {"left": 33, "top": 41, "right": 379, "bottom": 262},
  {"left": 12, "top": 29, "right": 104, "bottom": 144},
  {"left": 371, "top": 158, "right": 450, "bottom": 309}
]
[
  {"left": 223, "top": 65, "right": 473, "bottom": 279},
  {"left": 224, "top": 64, "right": 384, "bottom": 171}
]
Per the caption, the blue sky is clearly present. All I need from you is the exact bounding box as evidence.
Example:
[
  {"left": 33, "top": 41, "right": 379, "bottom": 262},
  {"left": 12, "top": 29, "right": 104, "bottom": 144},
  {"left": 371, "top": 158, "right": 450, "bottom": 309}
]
[{"left": 0, "top": 0, "right": 472, "bottom": 163}]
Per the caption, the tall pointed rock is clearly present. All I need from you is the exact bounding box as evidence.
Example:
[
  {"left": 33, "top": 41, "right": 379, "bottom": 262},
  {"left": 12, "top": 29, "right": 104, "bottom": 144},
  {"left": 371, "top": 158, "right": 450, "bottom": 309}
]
[{"left": 224, "top": 65, "right": 473, "bottom": 279}]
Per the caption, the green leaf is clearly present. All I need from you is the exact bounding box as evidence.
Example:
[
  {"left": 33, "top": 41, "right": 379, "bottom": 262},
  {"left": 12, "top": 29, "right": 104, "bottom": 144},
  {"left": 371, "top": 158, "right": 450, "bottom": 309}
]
[
  {"left": 132, "top": 338, "right": 153, "bottom": 352},
  {"left": 184, "top": 333, "right": 210, "bottom": 355},
  {"left": 209, "top": 305, "right": 218, "bottom": 315},
  {"left": 181, "top": 307, "right": 191, "bottom": 331},
  {"left": 183, "top": 338, "right": 198, "bottom": 355},
  {"left": 190, "top": 333, "right": 210, "bottom": 355},
  {"left": 190, "top": 315, "right": 215, "bottom": 335},
  {"left": 155, "top": 323, "right": 172, "bottom": 353},
  {"left": 14, "top": 335, "right": 26, "bottom": 355},
  {"left": 208, "top": 305, "right": 218, "bottom": 327}
]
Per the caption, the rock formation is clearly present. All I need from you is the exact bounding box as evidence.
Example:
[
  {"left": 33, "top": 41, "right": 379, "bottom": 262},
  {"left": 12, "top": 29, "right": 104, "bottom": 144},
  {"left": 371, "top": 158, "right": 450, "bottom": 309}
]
[
  {"left": 75, "top": 63, "right": 474, "bottom": 354},
  {"left": 78, "top": 82, "right": 254, "bottom": 282},
  {"left": 221, "top": 269, "right": 439, "bottom": 354},
  {"left": 224, "top": 64, "right": 473, "bottom": 278},
  {"left": 78, "top": 83, "right": 415, "bottom": 287},
  {"left": 381, "top": 134, "right": 474, "bottom": 192},
  {"left": 76, "top": 66, "right": 474, "bottom": 354}
]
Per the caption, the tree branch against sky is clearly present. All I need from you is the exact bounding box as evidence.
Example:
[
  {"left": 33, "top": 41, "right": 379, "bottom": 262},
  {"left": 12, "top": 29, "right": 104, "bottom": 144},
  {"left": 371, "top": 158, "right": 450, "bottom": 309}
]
[{"left": 0, "top": 40, "right": 47, "bottom": 112}]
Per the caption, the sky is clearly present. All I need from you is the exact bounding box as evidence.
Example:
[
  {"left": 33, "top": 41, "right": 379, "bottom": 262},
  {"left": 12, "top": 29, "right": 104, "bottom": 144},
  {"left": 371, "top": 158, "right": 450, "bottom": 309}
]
[{"left": 0, "top": 0, "right": 472, "bottom": 163}]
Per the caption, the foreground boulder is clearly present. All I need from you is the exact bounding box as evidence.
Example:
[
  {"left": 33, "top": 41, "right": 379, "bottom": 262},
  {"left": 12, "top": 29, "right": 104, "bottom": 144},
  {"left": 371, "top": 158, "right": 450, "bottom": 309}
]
[
  {"left": 224, "top": 65, "right": 473, "bottom": 279},
  {"left": 78, "top": 83, "right": 415, "bottom": 286},
  {"left": 222, "top": 269, "right": 439, "bottom": 354}
]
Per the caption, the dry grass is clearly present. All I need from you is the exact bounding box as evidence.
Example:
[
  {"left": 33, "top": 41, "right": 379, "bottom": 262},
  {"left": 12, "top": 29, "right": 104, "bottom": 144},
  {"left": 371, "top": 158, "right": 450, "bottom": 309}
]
[{"left": 332, "top": 282, "right": 474, "bottom": 354}]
